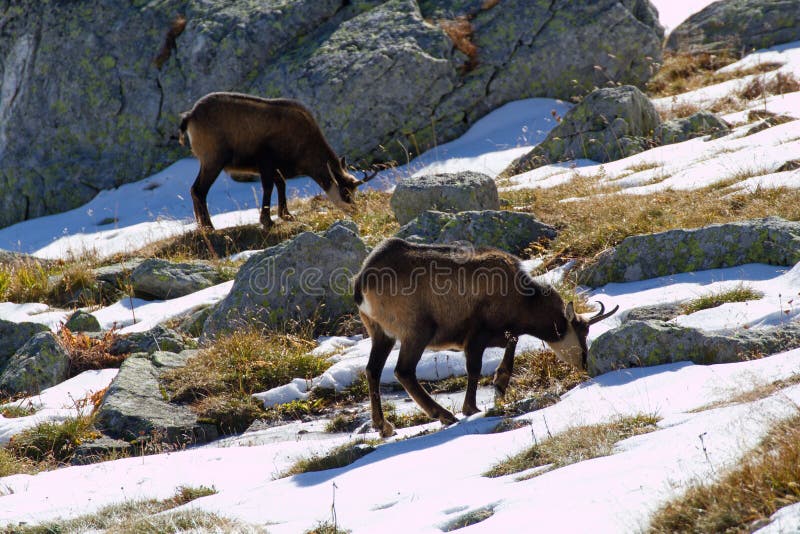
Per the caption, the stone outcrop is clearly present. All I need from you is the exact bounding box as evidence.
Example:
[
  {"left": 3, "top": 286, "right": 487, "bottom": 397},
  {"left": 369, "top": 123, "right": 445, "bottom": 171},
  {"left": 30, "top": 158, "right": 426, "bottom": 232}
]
[
  {"left": 656, "top": 111, "right": 731, "bottom": 144},
  {"left": 589, "top": 320, "right": 800, "bottom": 376},
  {"left": 0, "top": 332, "right": 70, "bottom": 396},
  {"left": 390, "top": 172, "right": 500, "bottom": 225},
  {"left": 502, "top": 85, "right": 661, "bottom": 176},
  {"left": 203, "top": 221, "right": 368, "bottom": 338},
  {"left": 578, "top": 217, "right": 800, "bottom": 288},
  {"left": 666, "top": 0, "right": 800, "bottom": 55},
  {"left": 0, "top": 0, "right": 662, "bottom": 228},
  {"left": 395, "top": 210, "right": 556, "bottom": 255},
  {"left": 129, "top": 258, "right": 224, "bottom": 300}
]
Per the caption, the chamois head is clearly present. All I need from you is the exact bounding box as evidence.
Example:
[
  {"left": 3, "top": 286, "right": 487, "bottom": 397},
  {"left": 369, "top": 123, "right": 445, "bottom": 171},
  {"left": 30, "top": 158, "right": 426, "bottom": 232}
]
[
  {"left": 327, "top": 157, "right": 379, "bottom": 210},
  {"left": 547, "top": 301, "right": 619, "bottom": 370}
]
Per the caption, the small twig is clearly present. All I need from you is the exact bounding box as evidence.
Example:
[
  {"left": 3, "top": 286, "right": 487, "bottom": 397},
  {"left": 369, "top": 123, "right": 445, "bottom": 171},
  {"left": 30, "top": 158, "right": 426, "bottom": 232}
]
[{"left": 698, "top": 432, "right": 715, "bottom": 474}]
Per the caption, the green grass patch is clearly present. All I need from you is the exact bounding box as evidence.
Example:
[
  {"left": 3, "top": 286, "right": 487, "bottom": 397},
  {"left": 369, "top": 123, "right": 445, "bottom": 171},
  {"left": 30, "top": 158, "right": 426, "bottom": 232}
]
[
  {"left": 0, "top": 404, "right": 36, "bottom": 418},
  {"left": 681, "top": 284, "right": 764, "bottom": 315},
  {"left": 383, "top": 402, "right": 434, "bottom": 429},
  {"left": 7, "top": 413, "right": 99, "bottom": 465},
  {"left": 650, "top": 413, "right": 800, "bottom": 533},
  {"left": 163, "top": 326, "right": 329, "bottom": 434},
  {"left": 282, "top": 439, "right": 380, "bottom": 477},
  {"left": 484, "top": 414, "right": 660, "bottom": 479}
]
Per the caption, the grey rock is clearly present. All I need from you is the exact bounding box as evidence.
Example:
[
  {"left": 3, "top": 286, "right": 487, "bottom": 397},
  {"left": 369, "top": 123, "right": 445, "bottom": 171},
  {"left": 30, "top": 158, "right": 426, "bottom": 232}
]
[
  {"left": 129, "top": 258, "right": 223, "bottom": 300},
  {"left": 95, "top": 350, "right": 218, "bottom": 445},
  {"left": 176, "top": 306, "right": 214, "bottom": 338},
  {"left": 589, "top": 320, "right": 800, "bottom": 376},
  {"left": 396, "top": 210, "right": 557, "bottom": 255},
  {"left": 109, "top": 325, "right": 189, "bottom": 355},
  {"left": 656, "top": 111, "right": 731, "bottom": 145},
  {"left": 0, "top": 332, "right": 70, "bottom": 396},
  {"left": 0, "top": 1, "right": 661, "bottom": 228},
  {"left": 70, "top": 435, "right": 134, "bottom": 466},
  {"left": 0, "top": 319, "right": 49, "bottom": 369},
  {"left": 92, "top": 260, "right": 144, "bottom": 290},
  {"left": 622, "top": 303, "right": 686, "bottom": 323},
  {"left": 390, "top": 172, "right": 500, "bottom": 225},
  {"left": 665, "top": 0, "right": 800, "bottom": 55},
  {"left": 64, "top": 310, "right": 101, "bottom": 332},
  {"left": 203, "top": 221, "right": 368, "bottom": 338},
  {"left": 578, "top": 217, "right": 800, "bottom": 288},
  {"left": 502, "top": 86, "right": 661, "bottom": 176}
]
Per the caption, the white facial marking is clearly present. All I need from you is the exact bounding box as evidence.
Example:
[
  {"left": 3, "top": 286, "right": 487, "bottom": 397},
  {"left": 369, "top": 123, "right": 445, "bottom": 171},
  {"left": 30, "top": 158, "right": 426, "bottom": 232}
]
[
  {"left": 545, "top": 325, "right": 583, "bottom": 369},
  {"left": 326, "top": 185, "right": 351, "bottom": 211}
]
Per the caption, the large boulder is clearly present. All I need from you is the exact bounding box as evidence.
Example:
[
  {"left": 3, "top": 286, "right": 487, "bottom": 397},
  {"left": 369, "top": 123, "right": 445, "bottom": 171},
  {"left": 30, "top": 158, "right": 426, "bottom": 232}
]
[
  {"left": 0, "top": 0, "right": 662, "bottom": 228},
  {"left": 502, "top": 85, "right": 661, "bottom": 176},
  {"left": 203, "top": 221, "right": 368, "bottom": 338},
  {"left": 665, "top": 0, "right": 800, "bottom": 55},
  {"left": 95, "top": 350, "right": 218, "bottom": 445},
  {"left": 656, "top": 111, "right": 731, "bottom": 145},
  {"left": 578, "top": 217, "right": 800, "bottom": 288},
  {"left": 0, "top": 332, "right": 70, "bottom": 396},
  {"left": 395, "top": 210, "right": 557, "bottom": 255},
  {"left": 0, "top": 319, "right": 49, "bottom": 367},
  {"left": 64, "top": 310, "right": 102, "bottom": 332},
  {"left": 128, "top": 258, "right": 224, "bottom": 300},
  {"left": 589, "top": 320, "right": 800, "bottom": 376},
  {"left": 390, "top": 172, "right": 500, "bottom": 225}
]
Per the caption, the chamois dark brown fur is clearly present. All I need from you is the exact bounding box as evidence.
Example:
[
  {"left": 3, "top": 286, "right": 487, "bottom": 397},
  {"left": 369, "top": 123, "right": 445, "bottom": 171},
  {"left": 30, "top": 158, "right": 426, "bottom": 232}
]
[
  {"left": 179, "top": 92, "right": 375, "bottom": 230},
  {"left": 353, "top": 238, "right": 618, "bottom": 437}
]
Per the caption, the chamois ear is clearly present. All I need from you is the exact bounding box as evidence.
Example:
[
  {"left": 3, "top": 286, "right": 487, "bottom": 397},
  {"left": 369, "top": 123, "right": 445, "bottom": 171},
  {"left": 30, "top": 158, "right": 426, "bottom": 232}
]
[
  {"left": 340, "top": 156, "right": 347, "bottom": 169},
  {"left": 565, "top": 301, "right": 576, "bottom": 321}
]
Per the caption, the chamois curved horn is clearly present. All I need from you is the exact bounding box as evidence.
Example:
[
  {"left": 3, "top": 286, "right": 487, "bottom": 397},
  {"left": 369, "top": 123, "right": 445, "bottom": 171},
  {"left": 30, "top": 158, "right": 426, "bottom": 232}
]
[
  {"left": 354, "top": 167, "right": 381, "bottom": 186},
  {"left": 587, "top": 301, "right": 619, "bottom": 325}
]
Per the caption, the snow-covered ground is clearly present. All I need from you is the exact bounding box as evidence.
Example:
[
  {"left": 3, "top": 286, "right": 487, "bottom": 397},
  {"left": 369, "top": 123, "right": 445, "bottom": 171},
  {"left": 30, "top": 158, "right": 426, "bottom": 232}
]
[{"left": 2, "top": 10, "right": 800, "bottom": 533}]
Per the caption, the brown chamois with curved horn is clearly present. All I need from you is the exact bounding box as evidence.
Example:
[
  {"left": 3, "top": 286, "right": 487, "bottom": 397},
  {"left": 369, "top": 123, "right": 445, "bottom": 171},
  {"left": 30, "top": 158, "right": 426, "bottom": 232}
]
[
  {"left": 352, "top": 238, "right": 618, "bottom": 437},
  {"left": 178, "top": 92, "right": 378, "bottom": 230}
]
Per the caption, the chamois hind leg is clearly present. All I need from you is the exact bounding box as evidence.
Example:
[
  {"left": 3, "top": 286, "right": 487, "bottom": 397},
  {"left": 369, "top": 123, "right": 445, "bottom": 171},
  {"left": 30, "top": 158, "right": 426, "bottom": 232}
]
[
  {"left": 493, "top": 334, "right": 518, "bottom": 399},
  {"left": 258, "top": 164, "right": 276, "bottom": 230},
  {"left": 363, "top": 316, "right": 396, "bottom": 438},
  {"left": 395, "top": 326, "right": 458, "bottom": 427},
  {"left": 462, "top": 334, "right": 489, "bottom": 416},
  {"left": 190, "top": 161, "right": 224, "bottom": 230},
  {"left": 275, "top": 172, "right": 295, "bottom": 221}
]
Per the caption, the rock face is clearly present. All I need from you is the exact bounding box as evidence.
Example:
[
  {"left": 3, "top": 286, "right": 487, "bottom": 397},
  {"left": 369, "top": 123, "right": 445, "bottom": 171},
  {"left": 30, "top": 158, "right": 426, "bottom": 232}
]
[
  {"left": 589, "top": 320, "right": 800, "bottom": 376},
  {"left": 578, "top": 217, "right": 800, "bottom": 288},
  {"left": 109, "top": 325, "right": 189, "bottom": 355},
  {"left": 666, "top": 0, "right": 800, "bottom": 55},
  {"left": 95, "top": 350, "right": 218, "bottom": 444},
  {"left": 396, "top": 210, "right": 557, "bottom": 255},
  {"left": 129, "top": 258, "right": 223, "bottom": 300},
  {"left": 64, "top": 310, "right": 102, "bottom": 332},
  {"left": 656, "top": 111, "right": 730, "bottom": 145},
  {"left": 0, "top": 332, "right": 70, "bottom": 396},
  {"left": 390, "top": 172, "right": 500, "bottom": 225},
  {"left": 0, "top": 1, "right": 662, "bottom": 228},
  {"left": 502, "top": 85, "right": 661, "bottom": 176},
  {"left": 203, "top": 221, "right": 368, "bottom": 338},
  {"left": 0, "top": 319, "right": 49, "bottom": 365}
]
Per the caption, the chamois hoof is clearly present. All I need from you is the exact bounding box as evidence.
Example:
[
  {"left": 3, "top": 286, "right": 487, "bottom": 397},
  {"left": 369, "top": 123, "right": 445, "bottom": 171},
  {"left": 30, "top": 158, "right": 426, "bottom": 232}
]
[
  {"left": 377, "top": 420, "right": 395, "bottom": 438},
  {"left": 439, "top": 411, "right": 458, "bottom": 426},
  {"left": 462, "top": 405, "right": 481, "bottom": 417}
]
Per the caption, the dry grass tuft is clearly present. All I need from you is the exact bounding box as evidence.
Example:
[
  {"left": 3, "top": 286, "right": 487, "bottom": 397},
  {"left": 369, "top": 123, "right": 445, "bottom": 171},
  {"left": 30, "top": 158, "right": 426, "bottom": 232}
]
[
  {"left": 690, "top": 374, "right": 800, "bottom": 413},
  {"left": 282, "top": 439, "right": 379, "bottom": 477},
  {"left": 498, "top": 349, "right": 588, "bottom": 405},
  {"left": 650, "top": 413, "right": 800, "bottom": 533},
  {"left": 485, "top": 414, "right": 660, "bottom": 479},
  {"left": 739, "top": 71, "right": 800, "bottom": 101},
  {"left": 647, "top": 52, "right": 780, "bottom": 97},
  {"left": 502, "top": 176, "right": 800, "bottom": 265},
  {"left": 439, "top": 16, "right": 478, "bottom": 72},
  {"left": 58, "top": 326, "right": 127, "bottom": 376},
  {"left": 7, "top": 413, "right": 99, "bottom": 466}
]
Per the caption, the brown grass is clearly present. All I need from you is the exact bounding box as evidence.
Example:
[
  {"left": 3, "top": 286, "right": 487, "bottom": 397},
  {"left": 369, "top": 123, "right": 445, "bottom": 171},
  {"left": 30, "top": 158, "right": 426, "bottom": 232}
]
[
  {"left": 58, "top": 326, "right": 127, "bottom": 376},
  {"left": 690, "top": 375, "right": 800, "bottom": 413},
  {"left": 739, "top": 71, "right": 800, "bottom": 101},
  {"left": 485, "top": 414, "right": 660, "bottom": 479},
  {"left": 500, "top": 175, "right": 800, "bottom": 265},
  {"left": 650, "top": 413, "right": 800, "bottom": 533},
  {"left": 647, "top": 52, "right": 781, "bottom": 98}
]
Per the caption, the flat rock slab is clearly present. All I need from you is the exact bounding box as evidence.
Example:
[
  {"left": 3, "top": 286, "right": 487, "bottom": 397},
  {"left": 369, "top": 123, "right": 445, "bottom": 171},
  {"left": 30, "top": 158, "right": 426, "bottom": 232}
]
[
  {"left": 390, "top": 172, "right": 500, "bottom": 225},
  {"left": 95, "top": 350, "right": 218, "bottom": 445},
  {"left": 578, "top": 217, "right": 800, "bottom": 288}
]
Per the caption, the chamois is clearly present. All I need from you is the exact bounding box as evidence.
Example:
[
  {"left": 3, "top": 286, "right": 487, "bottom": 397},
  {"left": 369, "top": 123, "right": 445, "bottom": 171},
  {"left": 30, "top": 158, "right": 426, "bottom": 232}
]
[
  {"left": 179, "top": 92, "right": 376, "bottom": 230},
  {"left": 353, "top": 238, "right": 618, "bottom": 437}
]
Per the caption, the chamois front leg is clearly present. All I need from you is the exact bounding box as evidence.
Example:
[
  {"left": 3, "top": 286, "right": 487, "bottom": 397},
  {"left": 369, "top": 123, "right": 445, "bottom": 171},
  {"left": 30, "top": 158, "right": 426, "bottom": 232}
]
[
  {"left": 493, "top": 333, "right": 518, "bottom": 399},
  {"left": 462, "top": 334, "right": 489, "bottom": 416},
  {"left": 190, "top": 162, "right": 223, "bottom": 230},
  {"left": 275, "top": 172, "right": 295, "bottom": 221},
  {"left": 258, "top": 165, "right": 276, "bottom": 230}
]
